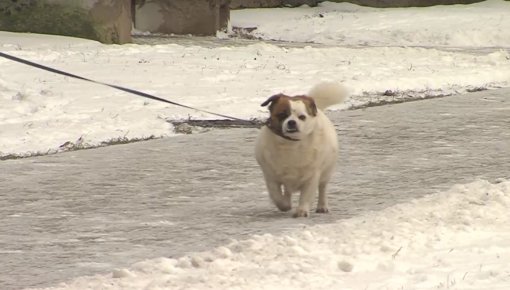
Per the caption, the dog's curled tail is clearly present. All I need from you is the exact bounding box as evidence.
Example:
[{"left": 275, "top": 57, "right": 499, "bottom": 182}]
[{"left": 308, "top": 81, "right": 348, "bottom": 110}]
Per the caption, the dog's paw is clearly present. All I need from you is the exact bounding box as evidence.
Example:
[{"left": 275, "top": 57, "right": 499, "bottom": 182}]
[
  {"left": 292, "top": 209, "right": 309, "bottom": 218},
  {"left": 274, "top": 198, "right": 292, "bottom": 212},
  {"left": 316, "top": 207, "right": 329, "bottom": 214},
  {"left": 276, "top": 203, "right": 292, "bottom": 212}
]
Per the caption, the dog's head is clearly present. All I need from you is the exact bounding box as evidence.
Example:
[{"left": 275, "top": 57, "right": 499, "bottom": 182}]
[{"left": 261, "top": 93, "right": 318, "bottom": 141}]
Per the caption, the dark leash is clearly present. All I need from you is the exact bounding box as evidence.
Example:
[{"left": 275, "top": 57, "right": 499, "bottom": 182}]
[{"left": 0, "top": 51, "right": 254, "bottom": 123}]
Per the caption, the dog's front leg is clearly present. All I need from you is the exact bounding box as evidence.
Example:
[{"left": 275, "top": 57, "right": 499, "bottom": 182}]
[
  {"left": 316, "top": 182, "right": 329, "bottom": 213},
  {"left": 293, "top": 175, "right": 320, "bottom": 218},
  {"left": 265, "top": 178, "right": 291, "bottom": 212}
]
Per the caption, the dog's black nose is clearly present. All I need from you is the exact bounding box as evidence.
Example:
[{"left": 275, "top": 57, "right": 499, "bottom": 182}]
[{"left": 287, "top": 120, "right": 297, "bottom": 129}]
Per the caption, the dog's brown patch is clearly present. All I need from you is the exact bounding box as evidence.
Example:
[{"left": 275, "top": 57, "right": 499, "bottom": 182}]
[
  {"left": 292, "top": 95, "right": 317, "bottom": 117},
  {"left": 261, "top": 94, "right": 291, "bottom": 135}
]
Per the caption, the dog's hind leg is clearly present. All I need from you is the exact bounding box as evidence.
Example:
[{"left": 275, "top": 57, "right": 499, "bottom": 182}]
[
  {"left": 283, "top": 186, "right": 292, "bottom": 210},
  {"left": 266, "top": 179, "right": 291, "bottom": 212}
]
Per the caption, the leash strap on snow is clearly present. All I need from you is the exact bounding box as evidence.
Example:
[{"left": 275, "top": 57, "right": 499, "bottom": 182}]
[{"left": 0, "top": 51, "right": 251, "bottom": 122}]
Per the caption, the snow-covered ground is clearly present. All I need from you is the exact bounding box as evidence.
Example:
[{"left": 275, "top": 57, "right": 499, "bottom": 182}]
[
  {"left": 1, "top": 1, "right": 510, "bottom": 289},
  {"left": 32, "top": 179, "right": 510, "bottom": 290},
  {"left": 1, "top": 0, "right": 510, "bottom": 158},
  {"left": 232, "top": 0, "right": 510, "bottom": 48}
]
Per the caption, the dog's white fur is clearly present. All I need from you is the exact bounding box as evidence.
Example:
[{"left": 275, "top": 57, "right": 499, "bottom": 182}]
[{"left": 255, "top": 82, "right": 347, "bottom": 217}]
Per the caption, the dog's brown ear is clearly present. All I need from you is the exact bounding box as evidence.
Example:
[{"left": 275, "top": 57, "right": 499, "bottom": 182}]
[
  {"left": 261, "top": 94, "right": 283, "bottom": 107},
  {"left": 308, "top": 98, "right": 318, "bottom": 116}
]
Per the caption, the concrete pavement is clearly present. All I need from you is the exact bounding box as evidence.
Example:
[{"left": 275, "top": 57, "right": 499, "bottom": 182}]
[{"left": 1, "top": 88, "right": 509, "bottom": 289}]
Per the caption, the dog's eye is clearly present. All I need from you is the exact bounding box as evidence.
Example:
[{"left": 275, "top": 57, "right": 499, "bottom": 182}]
[
  {"left": 298, "top": 115, "right": 306, "bottom": 121},
  {"left": 277, "top": 112, "right": 288, "bottom": 120}
]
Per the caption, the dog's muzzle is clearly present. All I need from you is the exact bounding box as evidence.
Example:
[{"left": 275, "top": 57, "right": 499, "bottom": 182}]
[{"left": 286, "top": 120, "right": 299, "bottom": 133}]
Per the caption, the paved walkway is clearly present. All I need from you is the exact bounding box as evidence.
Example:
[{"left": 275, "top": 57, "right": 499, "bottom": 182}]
[{"left": 1, "top": 89, "right": 509, "bottom": 289}]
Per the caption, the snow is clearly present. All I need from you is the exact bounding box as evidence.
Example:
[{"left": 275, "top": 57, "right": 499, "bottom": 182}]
[
  {"left": 32, "top": 179, "right": 510, "bottom": 290},
  {"left": 1, "top": 1, "right": 510, "bottom": 158},
  {"left": 233, "top": 0, "right": 510, "bottom": 48},
  {"left": 1, "top": 1, "right": 510, "bottom": 288}
]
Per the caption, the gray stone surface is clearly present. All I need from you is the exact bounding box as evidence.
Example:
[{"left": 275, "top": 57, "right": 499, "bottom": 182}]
[
  {"left": 134, "top": 0, "right": 230, "bottom": 36},
  {"left": 1, "top": 88, "right": 509, "bottom": 289}
]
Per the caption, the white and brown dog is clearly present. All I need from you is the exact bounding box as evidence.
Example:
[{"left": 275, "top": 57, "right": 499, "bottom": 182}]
[{"left": 255, "top": 82, "right": 347, "bottom": 217}]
